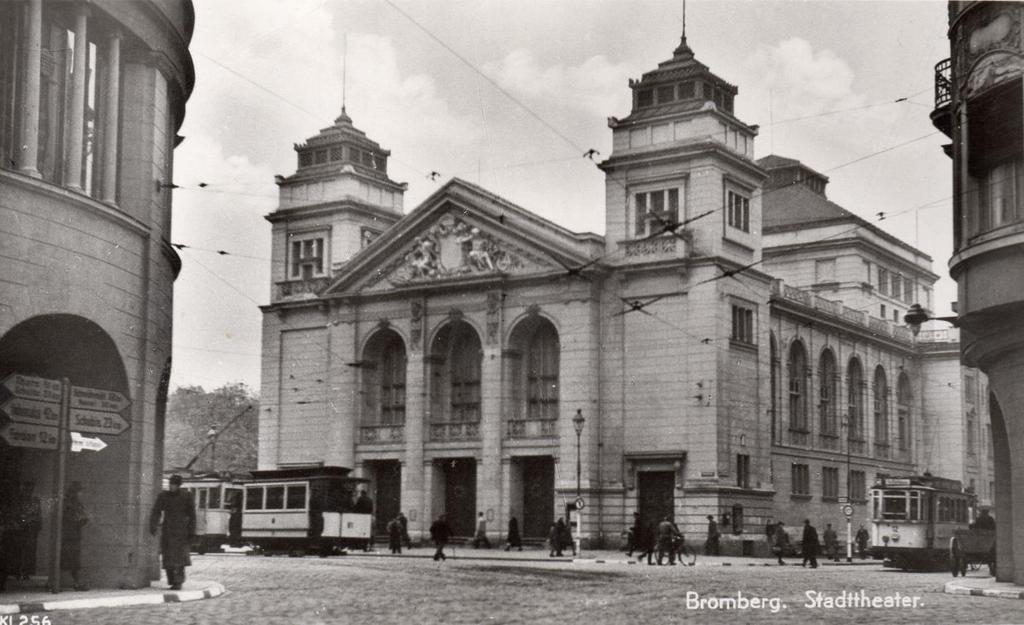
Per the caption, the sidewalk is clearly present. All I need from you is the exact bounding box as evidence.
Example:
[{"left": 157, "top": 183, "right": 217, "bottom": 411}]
[
  {"left": 945, "top": 575, "right": 1024, "bottom": 600},
  {"left": 0, "top": 578, "right": 225, "bottom": 615}
]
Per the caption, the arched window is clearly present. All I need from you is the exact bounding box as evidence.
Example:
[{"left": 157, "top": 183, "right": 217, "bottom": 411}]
[
  {"left": 847, "top": 358, "right": 864, "bottom": 451},
  {"left": 897, "top": 373, "right": 912, "bottom": 452},
  {"left": 819, "top": 349, "right": 838, "bottom": 437},
  {"left": 361, "top": 330, "right": 407, "bottom": 425},
  {"left": 873, "top": 366, "right": 889, "bottom": 453},
  {"left": 788, "top": 341, "right": 808, "bottom": 433},
  {"left": 430, "top": 321, "right": 482, "bottom": 422},
  {"left": 770, "top": 333, "right": 779, "bottom": 443}
]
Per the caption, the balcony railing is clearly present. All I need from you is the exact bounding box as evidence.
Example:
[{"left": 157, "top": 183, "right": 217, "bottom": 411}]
[
  {"left": 935, "top": 58, "right": 952, "bottom": 109},
  {"left": 429, "top": 421, "right": 480, "bottom": 442},
  {"left": 506, "top": 418, "right": 558, "bottom": 439},
  {"left": 359, "top": 424, "right": 404, "bottom": 444}
]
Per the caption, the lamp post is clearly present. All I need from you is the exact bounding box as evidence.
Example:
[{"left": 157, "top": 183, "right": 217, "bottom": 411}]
[
  {"left": 572, "top": 409, "right": 585, "bottom": 557},
  {"left": 207, "top": 425, "right": 218, "bottom": 474},
  {"left": 841, "top": 417, "right": 852, "bottom": 563},
  {"left": 903, "top": 303, "right": 959, "bottom": 336}
]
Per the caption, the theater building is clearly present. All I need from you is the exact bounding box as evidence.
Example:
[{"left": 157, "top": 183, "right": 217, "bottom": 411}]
[
  {"left": 0, "top": 0, "right": 195, "bottom": 587},
  {"left": 260, "top": 29, "right": 990, "bottom": 550}
]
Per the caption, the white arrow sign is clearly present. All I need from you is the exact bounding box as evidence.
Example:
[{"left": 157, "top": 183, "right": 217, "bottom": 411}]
[
  {"left": 70, "top": 431, "right": 107, "bottom": 453},
  {"left": 70, "top": 385, "right": 130, "bottom": 413},
  {"left": 1, "top": 396, "right": 61, "bottom": 427},
  {"left": 69, "top": 408, "right": 130, "bottom": 435}
]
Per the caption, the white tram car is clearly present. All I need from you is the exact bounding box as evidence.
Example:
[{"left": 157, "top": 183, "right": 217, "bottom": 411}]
[
  {"left": 181, "top": 474, "right": 245, "bottom": 553},
  {"left": 870, "top": 475, "right": 975, "bottom": 570}
]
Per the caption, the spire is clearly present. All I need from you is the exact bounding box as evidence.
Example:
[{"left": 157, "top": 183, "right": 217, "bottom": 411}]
[
  {"left": 673, "top": 0, "right": 694, "bottom": 59},
  {"left": 339, "top": 33, "right": 348, "bottom": 120}
]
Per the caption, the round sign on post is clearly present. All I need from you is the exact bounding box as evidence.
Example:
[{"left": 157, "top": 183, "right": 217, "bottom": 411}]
[
  {"left": 574, "top": 497, "right": 585, "bottom": 510},
  {"left": 842, "top": 504, "right": 854, "bottom": 517}
]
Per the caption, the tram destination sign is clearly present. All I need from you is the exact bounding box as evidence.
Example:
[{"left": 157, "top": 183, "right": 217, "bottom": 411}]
[{"left": 0, "top": 422, "right": 59, "bottom": 450}]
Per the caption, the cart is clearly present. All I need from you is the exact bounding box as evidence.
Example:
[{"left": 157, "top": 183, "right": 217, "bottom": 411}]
[{"left": 949, "top": 528, "right": 996, "bottom": 577}]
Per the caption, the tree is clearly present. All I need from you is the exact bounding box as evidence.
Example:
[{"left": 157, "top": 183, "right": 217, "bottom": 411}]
[{"left": 164, "top": 383, "right": 258, "bottom": 476}]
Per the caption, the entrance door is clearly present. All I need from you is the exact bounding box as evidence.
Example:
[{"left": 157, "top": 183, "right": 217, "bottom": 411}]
[
  {"left": 520, "top": 456, "right": 554, "bottom": 538},
  {"left": 372, "top": 460, "right": 402, "bottom": 536},
  {"left": 638, "top": 471, "right": 676, "bottom": 528},
  {"left": 442, "top": 458, "right": 476, "bottom": 537}
]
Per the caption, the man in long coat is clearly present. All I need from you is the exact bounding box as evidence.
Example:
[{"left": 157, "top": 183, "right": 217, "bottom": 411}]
[
  {"left": 429, "top": 514, "right": 452, "bottom": 561},
  {"left": 801, "top": 518, "right": 820, "bottom": 569},
  {"left": 149, "top": 475, "right": 196, "bottom": 590}
]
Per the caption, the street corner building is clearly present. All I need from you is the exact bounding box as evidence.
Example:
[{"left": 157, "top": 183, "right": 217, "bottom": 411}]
[
  {"left": 932, "top": 1, "right": 1024, "bottom": 584},
  {"left": 259, "top": 28, "right": 994, "bottom": 552},
  {"left": 0, "top": 1, "right": 195, "bottom": 587}
]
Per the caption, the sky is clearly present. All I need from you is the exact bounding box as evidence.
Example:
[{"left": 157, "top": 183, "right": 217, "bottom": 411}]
[{"left": 169, "top": 0, "right": 955, "bottom": 393}]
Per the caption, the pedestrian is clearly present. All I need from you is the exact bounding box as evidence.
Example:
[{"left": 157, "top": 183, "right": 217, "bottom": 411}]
[
  {"left": 973, "top": 508, "right": 996, "bottom": 531},
  {"left": 548, "top": 522, "right": 561, "bottom": 557},
  {"left": 823, "top": 523, "right": 839, "bottom": 562},
  {"left": 855, "top": 524, "right": 870, "bottom": 559},
  {"left": 397, "top": 512, "right": 412, "bottom": 549},
  {"left": 801, "top": 519, "right": 820, "bottom": 569},
  {"left": 636, "top": 520, "right": 657, "bottom": 565},
  {"left": 772, "top": 521, "right": 789, "bottom": 565},
  {"left": 62, "top": 481, "right": 90, "bottom": 590},
  {"left": 472, "top": 511, "right": 491, "bottom": 548},
  {"left": 387, "top": 515, "right": 403, "bottom": 554},
  {"left": 504, "top": 516, "right": 522, "bottom": 551},
  {"left": 705, "top": 515, "right": 720, "bottom": 556},
  {"left": 557, "top": 517, "right": 575, "bottom": 556},
  {"left": 13, "top": 481, "right": 42, "bottom": 580},
  {"left": 0, "top": 479, "right": 16, "bottom": 592},
  {"left": 656, "top": 515, "right": 681, "bottom": 565},
  {"left": 149, "top": 474, "right": 196, "bottom": 590},
  {"left": 429, "top": 514, "right": 452, "bottom": 561},
  {"left": 626, "top": 511, "right": 642, "bottom": 557},
  {"left": 353, "top": 490, "right": 374, "bottom": 552}
]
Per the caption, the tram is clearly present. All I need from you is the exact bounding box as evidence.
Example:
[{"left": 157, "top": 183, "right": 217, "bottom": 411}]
[
  {"left": 870, "top": 474, "right": 976, "bottom": 570},
  {"left": 181, "top": 474, "right": 245, "bottom": 553},
  {"left": 241, "top": 465, "right": 372, "bottom": 555}
]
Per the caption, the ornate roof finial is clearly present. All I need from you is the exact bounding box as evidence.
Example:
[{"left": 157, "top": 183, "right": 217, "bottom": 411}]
[
  {"left": 674, "top": 0, "right": 693, "bottom": 58},
  {"left": 336, "top": 33, "right": 352, "bottom": 125}
]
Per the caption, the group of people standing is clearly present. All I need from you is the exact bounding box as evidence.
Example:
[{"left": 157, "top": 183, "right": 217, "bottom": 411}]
[{"left": 768, "top": 519, "right": 872, "bottom": 566}]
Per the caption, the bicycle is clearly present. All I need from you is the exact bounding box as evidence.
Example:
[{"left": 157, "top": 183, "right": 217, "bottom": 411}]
[{"left": 673, "top": 535, "right": 698, "bottom": 566}]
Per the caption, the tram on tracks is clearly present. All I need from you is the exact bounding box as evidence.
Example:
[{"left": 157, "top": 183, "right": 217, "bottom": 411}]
[
  {"left": 183, "top": 466, "right": 373, "bottom": 556},
  {"left": 870, "top": 474, "right": 977, "bottom": 570}
]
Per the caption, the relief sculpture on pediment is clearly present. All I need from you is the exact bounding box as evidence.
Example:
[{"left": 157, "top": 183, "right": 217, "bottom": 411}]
[{"left": 379, "top": 214, "right": 537, "bottom": 285}]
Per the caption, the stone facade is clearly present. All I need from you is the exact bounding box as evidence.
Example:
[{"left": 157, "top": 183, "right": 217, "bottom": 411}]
[
  {"left": 0, "top": 0, "right": 195, "bottom": 588},
  {"left": 259, "top": 29, "right": 990, "bottom": 553}
]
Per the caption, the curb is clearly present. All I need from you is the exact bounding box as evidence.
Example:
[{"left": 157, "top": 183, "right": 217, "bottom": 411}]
[
  {"left": 945, "top": 580, "right": 1024, "bottom": 600},
  {"left": 0, "top": 582, "right": 225, "bottom": 615}
]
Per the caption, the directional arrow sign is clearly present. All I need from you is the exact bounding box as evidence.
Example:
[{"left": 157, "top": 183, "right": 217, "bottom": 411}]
[
  {"left": 69, "top": 408, "right": 130, "bottom": 436},
  {"left": 0, "top": 423, "right": 59, "bottom": 450},
  {"left": 1, "top": 396, "right": 60, "bottom": 427},
  {"left": 1, "top": 373, "right": 62, "bottom": 403},
  {"left": 70, "top": 431, "right": 107, "bottom": 453},
  {"left": 70, "top": 385, "right": 130, "bottom": 413}
]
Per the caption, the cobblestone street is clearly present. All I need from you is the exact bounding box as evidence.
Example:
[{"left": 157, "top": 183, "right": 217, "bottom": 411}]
[{"left": 42, "top": 551, "right": 1024, "bottom": 625}]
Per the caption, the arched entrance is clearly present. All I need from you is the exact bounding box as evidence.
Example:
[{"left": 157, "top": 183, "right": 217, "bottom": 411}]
[{"left": 0, "top": 314, "right": 131, "bottom": 584}]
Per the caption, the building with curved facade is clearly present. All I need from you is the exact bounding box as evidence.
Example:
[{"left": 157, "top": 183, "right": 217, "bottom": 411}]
[
  {"left": 0, "top": 0, "right": 194, "bottom": 588},
  {"left": 260, "top": 29, "right": 991, "bottom": 553},
  {"left": 932, "top": 0, "right": 1024, "bottom": 584}
]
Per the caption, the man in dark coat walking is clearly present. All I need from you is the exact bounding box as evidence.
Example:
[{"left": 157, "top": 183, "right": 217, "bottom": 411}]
[
  {"left": 504, "top": 516, "right": 522, "bottom": 551},
  {"left": 149, "top": 475, "right": 196, "bottom": 590},
  {"left": 705, "top": 515, "right": 721, "bottom": 556},
  {"left": 387, "top": 516, "right": 403, "bottom": 554},
  {"left": 801, "top": 518, "right": 820, "bottom": 568},
  {"left": 429, "top": 514, "right": 452, "bottom": 561}
]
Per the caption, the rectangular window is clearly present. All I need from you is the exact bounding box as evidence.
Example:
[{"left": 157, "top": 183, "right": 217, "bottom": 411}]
[
  {"left": 737, "top": 454, "right": 750, "bottom": 489},
  {"left": 731, "top": 305, "right": 754, "bottom": 344},
  {"left": 289, "top": 235, "right": 326, "bottom": 279},
  {"left": 864, "top": 261, "right": 872, "bottom": 283},
  {"left": 656, "top": 85, "right": 675, "bottom": 104},
  {"left": 791, "top": 464, "right": 810, "bottom": 495},
  {"left": 208, "top": 487, "right": 221, "bottom": 510},
  {"left": 245, "top": 486, "right": 264, "bottom": 510},
  {"left": 265, "top": 485, "right": 285, "bottom": 509},
  {"left": 878, "top": 267, "right": 889, "bottom": 295},
  {"left": 822, "top": 467, "right": 839, "bottom": 499},
  {"left": 903, "top": 277, "right": 914, "bottom": 303},
  {"left": 633, "top": 187, "right": 682, "bottom": 237},
  {"left": 198, "top": 489, "right": 208, "bottom": 510},
  {"left": 727, "top": 190, "right": 750, "bottom": 232},
  {"left": 880, "top": 304, "right": 886, "bottom": 319},
  {"left": 637, "top": 89, "right": 654, "bottom": 108},
  {"left": 891, "top": 273, "right": 901, "bottom": 298},
  {"left": 286, "top": 485, "right": 307, "bottom": 510},
  {"left": 849, "top": 470, "right": 866, "bottom": 501},
  {"left": 893, "top": 309, "right": 899, "bottom": 323},
  {"left": 967, "top": 414, "right": 977, "bottom": 454},
  {"left": 679, "top": 81, "right": 695, "bottom": 99}
]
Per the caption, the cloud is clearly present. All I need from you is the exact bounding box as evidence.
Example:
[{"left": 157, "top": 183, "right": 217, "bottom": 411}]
[
  {"left": 747, "top": 37, "right": 864, "bottom": 120},
  {"left": 483, "top": 49, "right": 633, "bottom": 117}
]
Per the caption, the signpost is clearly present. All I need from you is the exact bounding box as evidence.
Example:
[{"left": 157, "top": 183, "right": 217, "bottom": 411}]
[
  {"left": 842, "top": 503, "right": 854, "bottom": 563},
  {"left": 0, "top": 373, "right": 130, "bottom": 593}
]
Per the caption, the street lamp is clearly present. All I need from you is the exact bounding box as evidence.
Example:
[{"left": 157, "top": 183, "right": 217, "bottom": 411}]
[
  {"left": 903, "top": 303, "right": 959, "bottom": 337},
  {"left": 572, "top": 409, "right": 585, "bottom": 556},
  {"left": 207, "top": 425, "right": 218, "bottom": 474},
  {"left": 841, "top": 417, "right": 852, "bottom": 563}
]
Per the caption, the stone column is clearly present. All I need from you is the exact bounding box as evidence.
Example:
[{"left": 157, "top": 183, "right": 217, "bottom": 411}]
[
  {"left": 64, "top": 5, "right": 89, "bottom": 191},
  {"left": 101, "top": 30, "right": 121, "bottom": 204},
  {"left": 18, "top": 0, "right": 42, "bottom": 177},
  {"left": 402, "top": 353, "right": 426, "bottom": 539},
  {"left": 984, "top": 353, "right": 1024, "bottom": 584}
]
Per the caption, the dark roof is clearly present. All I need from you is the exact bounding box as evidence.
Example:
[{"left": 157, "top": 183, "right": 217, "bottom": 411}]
[
  {"left": 762, "top": 183, "right": 857, "bottom": 230},
  {"left": 756, "top": 155, "right": 801, "bottom": 170}
]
